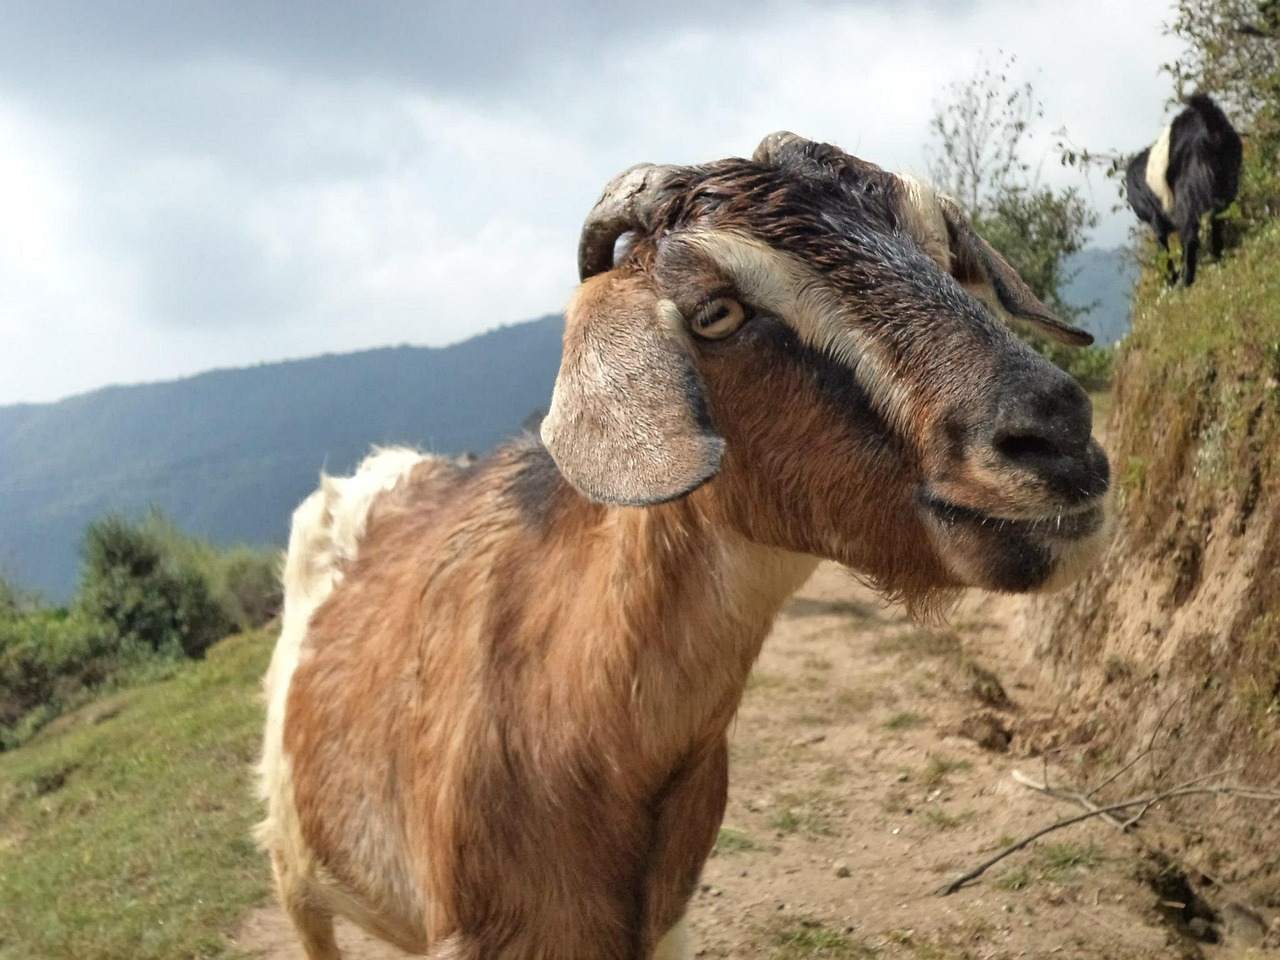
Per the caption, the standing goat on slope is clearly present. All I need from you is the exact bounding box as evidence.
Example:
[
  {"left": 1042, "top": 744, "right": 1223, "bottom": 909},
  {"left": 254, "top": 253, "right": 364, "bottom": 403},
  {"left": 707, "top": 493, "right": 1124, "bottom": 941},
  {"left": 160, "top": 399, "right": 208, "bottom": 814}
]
[
  {"left": 1126, "top": 93, "right": 1243, "bottom": 286},
  {"left": 258, "top": 132, "right": 1112, "bottom": 960}
]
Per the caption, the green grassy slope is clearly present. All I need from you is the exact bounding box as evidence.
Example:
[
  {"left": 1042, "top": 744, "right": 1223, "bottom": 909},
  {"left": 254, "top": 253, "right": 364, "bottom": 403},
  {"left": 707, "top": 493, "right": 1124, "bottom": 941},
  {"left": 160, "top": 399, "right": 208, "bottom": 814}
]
[{"left": 0, "top": 630, "right": 273, "bottom": 960}]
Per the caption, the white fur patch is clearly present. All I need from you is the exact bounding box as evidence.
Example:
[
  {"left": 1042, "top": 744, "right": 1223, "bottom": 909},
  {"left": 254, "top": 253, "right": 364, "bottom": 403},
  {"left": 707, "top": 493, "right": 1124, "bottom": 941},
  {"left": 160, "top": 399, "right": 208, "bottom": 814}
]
[
  {"left": 1146, "top": 125, "right": 1175, "bottom": 216},
  {"left": 256, "top": 447, "right": 432, "bottom": 880}
]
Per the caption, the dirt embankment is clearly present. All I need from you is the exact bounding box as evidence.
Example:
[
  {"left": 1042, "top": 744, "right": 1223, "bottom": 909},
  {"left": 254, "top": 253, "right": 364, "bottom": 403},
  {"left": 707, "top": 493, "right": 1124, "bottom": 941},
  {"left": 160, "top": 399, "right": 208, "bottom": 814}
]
[{"left": 1013, "top": 249, "right": 1280, "bottom": 944}]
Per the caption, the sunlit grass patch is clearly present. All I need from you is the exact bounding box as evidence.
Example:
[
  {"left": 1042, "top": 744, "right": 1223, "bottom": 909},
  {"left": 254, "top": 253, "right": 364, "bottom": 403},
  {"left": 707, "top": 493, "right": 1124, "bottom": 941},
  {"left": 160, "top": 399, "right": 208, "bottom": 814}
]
[
  {"left": 1034, "top": 840, "right": 1103, "bottom": 881},
  {"left": 922, "top": 807, "right": 976, "bottom": 830},
  {"left": 872, "top": 629, "right": 961, "bottom": 659},
  {"left": 714, "top": 826, "right": 760, "bottom": 855},
  {"left": 882, "top": 711, "right": 925, "bottom": 731},
  {"left": 921, "top": 756, "right": 971, "bottom": 789},
  {"left": 993, "top": 840, "right": 1104, "bottom": 892},
  {"left": 768, "top": 918, "right": 877, "bottom": 959},
  {"left": 771, "top": 791, "right": 836, "bottom": 837},
  {"left": 0, "top": 629, "right": 274, "bottom": 960}
]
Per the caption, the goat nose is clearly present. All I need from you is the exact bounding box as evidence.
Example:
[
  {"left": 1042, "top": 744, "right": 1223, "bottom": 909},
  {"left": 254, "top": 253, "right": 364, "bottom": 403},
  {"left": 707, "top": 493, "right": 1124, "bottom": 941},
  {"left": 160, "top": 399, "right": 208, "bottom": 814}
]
[{"left": 989, "top": 370, "right": 1106, "bottom": 496}]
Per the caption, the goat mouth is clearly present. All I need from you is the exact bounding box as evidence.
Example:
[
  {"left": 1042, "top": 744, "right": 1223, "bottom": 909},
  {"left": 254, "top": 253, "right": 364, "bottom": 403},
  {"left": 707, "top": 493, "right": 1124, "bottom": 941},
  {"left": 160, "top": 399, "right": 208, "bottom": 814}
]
[{"left": 919, "top": 490, "right": 1106, "bottom": 542}]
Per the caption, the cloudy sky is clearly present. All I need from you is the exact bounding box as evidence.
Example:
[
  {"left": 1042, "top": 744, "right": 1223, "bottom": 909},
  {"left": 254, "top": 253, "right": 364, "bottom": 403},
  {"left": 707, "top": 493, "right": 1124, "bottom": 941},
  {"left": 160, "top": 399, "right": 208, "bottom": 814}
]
[{"left": 0, "top": 0, "right": 1184, "bottom": 405}]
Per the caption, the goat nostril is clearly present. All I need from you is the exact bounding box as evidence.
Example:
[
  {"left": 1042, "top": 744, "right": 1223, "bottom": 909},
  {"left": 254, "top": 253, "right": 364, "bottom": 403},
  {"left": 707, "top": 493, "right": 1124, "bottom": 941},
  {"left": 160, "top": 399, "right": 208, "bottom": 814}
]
[{"left": 994, "top": 432, "right": 1060, "bottom": 463}]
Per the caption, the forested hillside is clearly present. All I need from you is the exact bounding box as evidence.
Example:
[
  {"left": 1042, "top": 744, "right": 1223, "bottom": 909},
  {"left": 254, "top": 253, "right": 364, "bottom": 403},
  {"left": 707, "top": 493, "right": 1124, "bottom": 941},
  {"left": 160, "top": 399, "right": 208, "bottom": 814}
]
[{"left": 0, "top": 316, "right": 563, "bottom": 599}]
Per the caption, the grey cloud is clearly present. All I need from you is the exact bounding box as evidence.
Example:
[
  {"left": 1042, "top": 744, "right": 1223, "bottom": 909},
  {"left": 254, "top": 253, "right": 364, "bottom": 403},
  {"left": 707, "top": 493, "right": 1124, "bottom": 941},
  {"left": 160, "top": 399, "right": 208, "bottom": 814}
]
[
  {"left": 0, "top": 0, "right": 941, "bottom": 104},
  {"left": 125, "top": 204, "right": 308, "bottom": 327},
  {"left": 0, "top": 0, "right": 1172, "bottom": 406}
]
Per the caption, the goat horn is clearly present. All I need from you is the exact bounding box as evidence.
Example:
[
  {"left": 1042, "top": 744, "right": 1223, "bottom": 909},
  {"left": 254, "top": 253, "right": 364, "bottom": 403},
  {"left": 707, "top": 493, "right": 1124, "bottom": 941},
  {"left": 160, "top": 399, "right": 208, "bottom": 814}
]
[
  {"left": 577, "top": 163, "right": 683, "bottom": 281},
  {"left": 752, "top": 130, "right": 811, "bottom": 165}
]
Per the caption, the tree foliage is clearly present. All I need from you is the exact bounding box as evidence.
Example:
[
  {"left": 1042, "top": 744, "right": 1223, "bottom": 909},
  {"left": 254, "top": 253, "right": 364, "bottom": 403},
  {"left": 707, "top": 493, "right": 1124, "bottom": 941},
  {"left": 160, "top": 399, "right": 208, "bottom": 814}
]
[
  {"left": 927, "top": 55, "right": 1110, "bottom": 388},
  {"left": 78, "top": 511, "right": 233, "bottom": 660},
  {"left": 1165, "top": 0, "right": 1280, "bottom": 135}
]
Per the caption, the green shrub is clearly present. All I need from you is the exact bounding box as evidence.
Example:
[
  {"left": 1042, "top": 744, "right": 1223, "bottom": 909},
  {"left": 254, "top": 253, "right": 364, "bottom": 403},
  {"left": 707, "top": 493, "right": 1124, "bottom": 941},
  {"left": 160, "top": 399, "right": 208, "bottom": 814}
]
[
  {"left": 76, "top": 512, "right": 233, "bottom": 660},
  {"left": 0, "top": 610, "right": 115, "bottom": 748},
  {"left": 1, "top": 512, "right": 277, "bottom": 749},
  {"left": 213, "top": 547, "right": 282, "bottom": 631}
]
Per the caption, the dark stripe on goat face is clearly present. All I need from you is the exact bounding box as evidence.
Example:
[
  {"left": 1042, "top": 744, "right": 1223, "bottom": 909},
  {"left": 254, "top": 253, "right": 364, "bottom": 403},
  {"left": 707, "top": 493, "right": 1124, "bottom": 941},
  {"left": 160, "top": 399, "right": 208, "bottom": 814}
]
[
  {"left": 694, "top": 315, "right": 960, "bottom": 604},
  {"left": 698, "top": 315, "right": 896, "bottom": 445},
  {"left": 667, "top": 222, "right": 1018, "bottom": 463}
]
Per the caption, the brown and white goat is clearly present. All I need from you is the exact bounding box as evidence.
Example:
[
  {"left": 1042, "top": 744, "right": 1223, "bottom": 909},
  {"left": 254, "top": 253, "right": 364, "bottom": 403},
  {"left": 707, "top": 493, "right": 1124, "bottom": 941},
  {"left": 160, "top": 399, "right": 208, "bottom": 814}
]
[{"left": 257, "top": 132, "right": 1111, "bottom": 960}]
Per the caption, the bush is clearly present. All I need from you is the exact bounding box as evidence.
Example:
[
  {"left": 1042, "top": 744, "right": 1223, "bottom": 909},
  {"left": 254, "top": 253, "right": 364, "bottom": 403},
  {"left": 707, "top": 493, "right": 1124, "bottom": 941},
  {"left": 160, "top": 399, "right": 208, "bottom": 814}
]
[
  {"left": 77, "top": 512, "right": 233, "bottom": 660},
  {"left": 0, "top": 609, "right": 114, "bottom": 748},
  {"left": 0, "top": 511, "right": 278, "bottom": 748},
  {"left": 213, "top": 547, "right": 282, "bottom": 631}
]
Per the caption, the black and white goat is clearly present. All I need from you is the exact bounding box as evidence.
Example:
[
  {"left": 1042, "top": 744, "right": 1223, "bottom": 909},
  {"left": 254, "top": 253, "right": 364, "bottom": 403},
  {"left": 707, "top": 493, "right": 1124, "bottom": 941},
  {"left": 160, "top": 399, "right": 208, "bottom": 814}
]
[{"left": 1126, "top": 94, "right": 1243, "bottom": 286}]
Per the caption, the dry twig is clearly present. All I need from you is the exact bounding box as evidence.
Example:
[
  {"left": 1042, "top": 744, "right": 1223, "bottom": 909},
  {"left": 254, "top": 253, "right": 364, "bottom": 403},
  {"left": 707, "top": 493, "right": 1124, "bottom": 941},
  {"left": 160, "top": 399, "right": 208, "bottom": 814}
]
[{"left": 937, "top": 777, "right": 1280, "bottom": 896}]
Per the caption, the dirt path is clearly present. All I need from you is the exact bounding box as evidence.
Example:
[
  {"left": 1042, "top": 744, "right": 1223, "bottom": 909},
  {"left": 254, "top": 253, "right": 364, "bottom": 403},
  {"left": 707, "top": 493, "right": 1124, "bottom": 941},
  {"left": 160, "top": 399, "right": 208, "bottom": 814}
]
[{"left": 234, "top": 567, "right": 1224, "bottom": 959}]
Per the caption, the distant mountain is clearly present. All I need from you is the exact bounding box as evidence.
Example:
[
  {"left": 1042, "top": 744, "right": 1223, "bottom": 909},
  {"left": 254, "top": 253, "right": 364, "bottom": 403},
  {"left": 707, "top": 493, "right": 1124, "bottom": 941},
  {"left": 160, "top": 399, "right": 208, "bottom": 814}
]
[
  {"left": 0, "top": 316, "right": 565, "bottom": 601},
  {"left": 1061, "top": 246, "right": 1138, "bottom": 346}
]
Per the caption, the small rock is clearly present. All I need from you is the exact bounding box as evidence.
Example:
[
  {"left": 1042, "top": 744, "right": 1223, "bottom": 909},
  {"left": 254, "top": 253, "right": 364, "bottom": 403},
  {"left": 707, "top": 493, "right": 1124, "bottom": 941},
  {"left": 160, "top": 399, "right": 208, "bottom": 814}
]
[
  {"left": 1187, "top": 917, "right": 1221, "bottom": 944},
  {"left": 1222, "top": 901, "right": 1268, "bottom": 947},
  {"left": 895, "top": 772, "right": 910, "bottom": 783},
  {"left": 834, "top": 862, "right": 852, "bottom": 878}
]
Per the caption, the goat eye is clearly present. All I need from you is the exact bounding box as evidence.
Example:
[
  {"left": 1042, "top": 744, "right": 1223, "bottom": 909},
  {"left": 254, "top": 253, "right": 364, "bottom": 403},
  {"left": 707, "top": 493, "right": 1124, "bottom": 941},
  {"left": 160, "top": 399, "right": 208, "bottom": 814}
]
[{"left": 690, "top": 297, "right": 749, "bottom": 340}]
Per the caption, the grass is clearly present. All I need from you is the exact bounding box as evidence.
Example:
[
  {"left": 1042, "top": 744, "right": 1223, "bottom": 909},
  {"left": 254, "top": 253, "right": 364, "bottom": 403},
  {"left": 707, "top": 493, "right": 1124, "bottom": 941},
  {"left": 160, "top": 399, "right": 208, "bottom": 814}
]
[
  {"left": 1035, "top": 841, "right": 1103, "bottom": 881},
  {"left": 746, "top": 670, "right": 787, "bottom": 693},
  {"left": 994, "top": 865, "right": 1032, "bottom": 891},
  {"left": 782, "top": 598, "right": 879, "bottom": 621},
  {"left": 882, "top": 711, "right": 925, "bottom": 731},
  {"left": 872, "top": 629, "right": 961, "bottom": 659},
  {"left": 922, "top": 807, "right": 975, "bottom": 830},
  {"left": 771, "top": 792, "right": 835, "bottom": 837},
  {"left": 993, "top": 841, "right": 1103, "bottom": 892},
  {"left": 0, "top": 629, "right": 274, "bottom": 960},
  {"left": 920, "top": 756, "right": 971, "bottom": 789},
  {"left": 885, "top": 929, "right": 956, "bottom": 959},
  {"left": 834, "top": 680, "right": 887, "bottom": 716},
  {"left": 714, "top": 826, "right": 760, "bottom": 855},
  {"left": 768, "top": 919, "right": 877, "bottom": 959}
]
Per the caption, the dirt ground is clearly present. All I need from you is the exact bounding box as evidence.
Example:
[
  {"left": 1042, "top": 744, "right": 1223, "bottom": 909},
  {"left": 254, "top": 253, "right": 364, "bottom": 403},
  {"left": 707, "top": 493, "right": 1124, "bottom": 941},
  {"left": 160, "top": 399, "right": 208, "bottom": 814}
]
[{"left": 234, "top": 564, "right": 1273, "bottom": 959}]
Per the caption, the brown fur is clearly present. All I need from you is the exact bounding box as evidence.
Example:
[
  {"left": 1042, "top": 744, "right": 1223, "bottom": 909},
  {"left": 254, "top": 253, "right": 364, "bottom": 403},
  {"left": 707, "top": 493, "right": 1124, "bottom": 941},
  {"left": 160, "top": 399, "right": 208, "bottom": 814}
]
[{"left": 281, "top": 444, "right": 811, "bottom": 958}]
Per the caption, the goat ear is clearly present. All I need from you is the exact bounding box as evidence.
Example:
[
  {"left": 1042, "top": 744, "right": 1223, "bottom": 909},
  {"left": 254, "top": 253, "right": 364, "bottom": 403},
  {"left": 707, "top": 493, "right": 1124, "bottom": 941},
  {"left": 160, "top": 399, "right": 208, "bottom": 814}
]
[
  {"left": 937, "top": 197, "right": 1094, "bottom": 347},
  {"left": 540, "top": 270, "right": 724, "bottom": 506}
]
